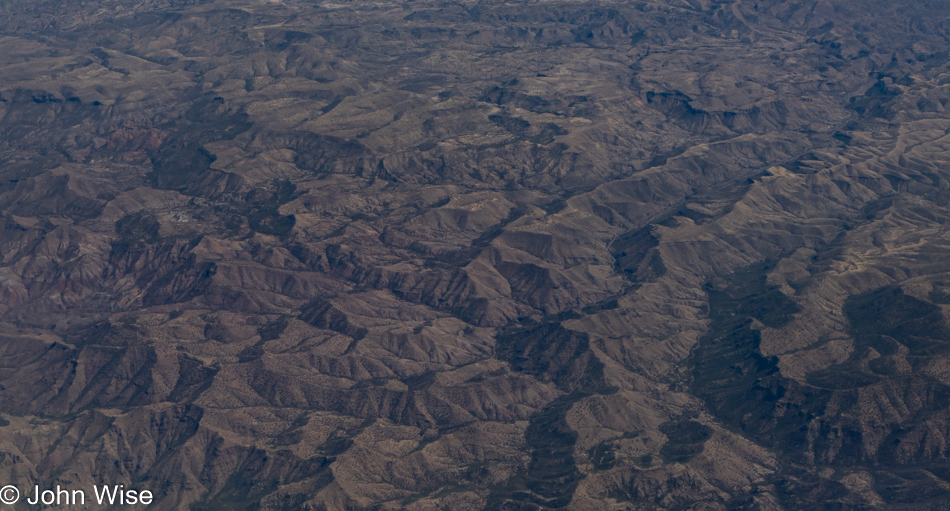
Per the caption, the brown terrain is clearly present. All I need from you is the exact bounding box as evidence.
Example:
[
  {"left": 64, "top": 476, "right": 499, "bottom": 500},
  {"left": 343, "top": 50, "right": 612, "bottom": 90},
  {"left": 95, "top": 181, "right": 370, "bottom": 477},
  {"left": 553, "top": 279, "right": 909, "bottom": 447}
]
[{"left": 2, "top": 0, "right": 950, "bottom": 509}]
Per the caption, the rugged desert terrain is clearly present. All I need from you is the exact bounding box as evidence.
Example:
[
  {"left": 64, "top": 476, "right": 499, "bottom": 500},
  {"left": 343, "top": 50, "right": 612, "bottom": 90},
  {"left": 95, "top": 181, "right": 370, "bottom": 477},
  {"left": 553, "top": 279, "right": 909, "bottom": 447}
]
[{"left": 2, "top": 0, "right": 950, "bottom": 508}]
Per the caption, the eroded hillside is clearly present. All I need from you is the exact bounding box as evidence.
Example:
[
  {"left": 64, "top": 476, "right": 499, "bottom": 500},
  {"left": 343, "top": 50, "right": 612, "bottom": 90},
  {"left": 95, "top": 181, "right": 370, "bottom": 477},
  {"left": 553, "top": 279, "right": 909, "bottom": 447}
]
[{"left": 2, "top": 0, "right": 950, "bottom": 508}]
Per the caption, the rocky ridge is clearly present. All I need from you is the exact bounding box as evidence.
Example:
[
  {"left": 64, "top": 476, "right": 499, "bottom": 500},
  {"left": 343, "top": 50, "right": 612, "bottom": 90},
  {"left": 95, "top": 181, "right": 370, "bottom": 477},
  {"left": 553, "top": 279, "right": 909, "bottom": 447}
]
[{"left": 2, "top": 0, "right": 950, "bottom": 509}]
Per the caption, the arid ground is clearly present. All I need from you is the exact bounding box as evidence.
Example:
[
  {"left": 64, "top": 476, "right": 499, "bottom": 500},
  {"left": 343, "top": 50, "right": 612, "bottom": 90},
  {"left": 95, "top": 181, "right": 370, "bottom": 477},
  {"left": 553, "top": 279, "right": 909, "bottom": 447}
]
[{"left": 3, "top": 0, "right": 950, "bottom": 509}]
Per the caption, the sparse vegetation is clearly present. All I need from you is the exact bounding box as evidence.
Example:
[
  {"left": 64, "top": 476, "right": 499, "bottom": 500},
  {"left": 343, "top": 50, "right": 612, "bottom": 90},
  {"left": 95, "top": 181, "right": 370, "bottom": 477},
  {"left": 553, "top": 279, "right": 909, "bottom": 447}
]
[{"left": 2, "top": 0, "right": 950, "bottom": 508}]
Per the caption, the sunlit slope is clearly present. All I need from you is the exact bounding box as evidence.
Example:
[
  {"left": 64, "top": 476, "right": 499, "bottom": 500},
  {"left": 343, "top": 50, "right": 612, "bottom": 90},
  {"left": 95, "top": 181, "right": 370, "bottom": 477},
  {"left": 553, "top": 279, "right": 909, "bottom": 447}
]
[{"left": 2, "top": 0, "right": 950, "bottom": 508}]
